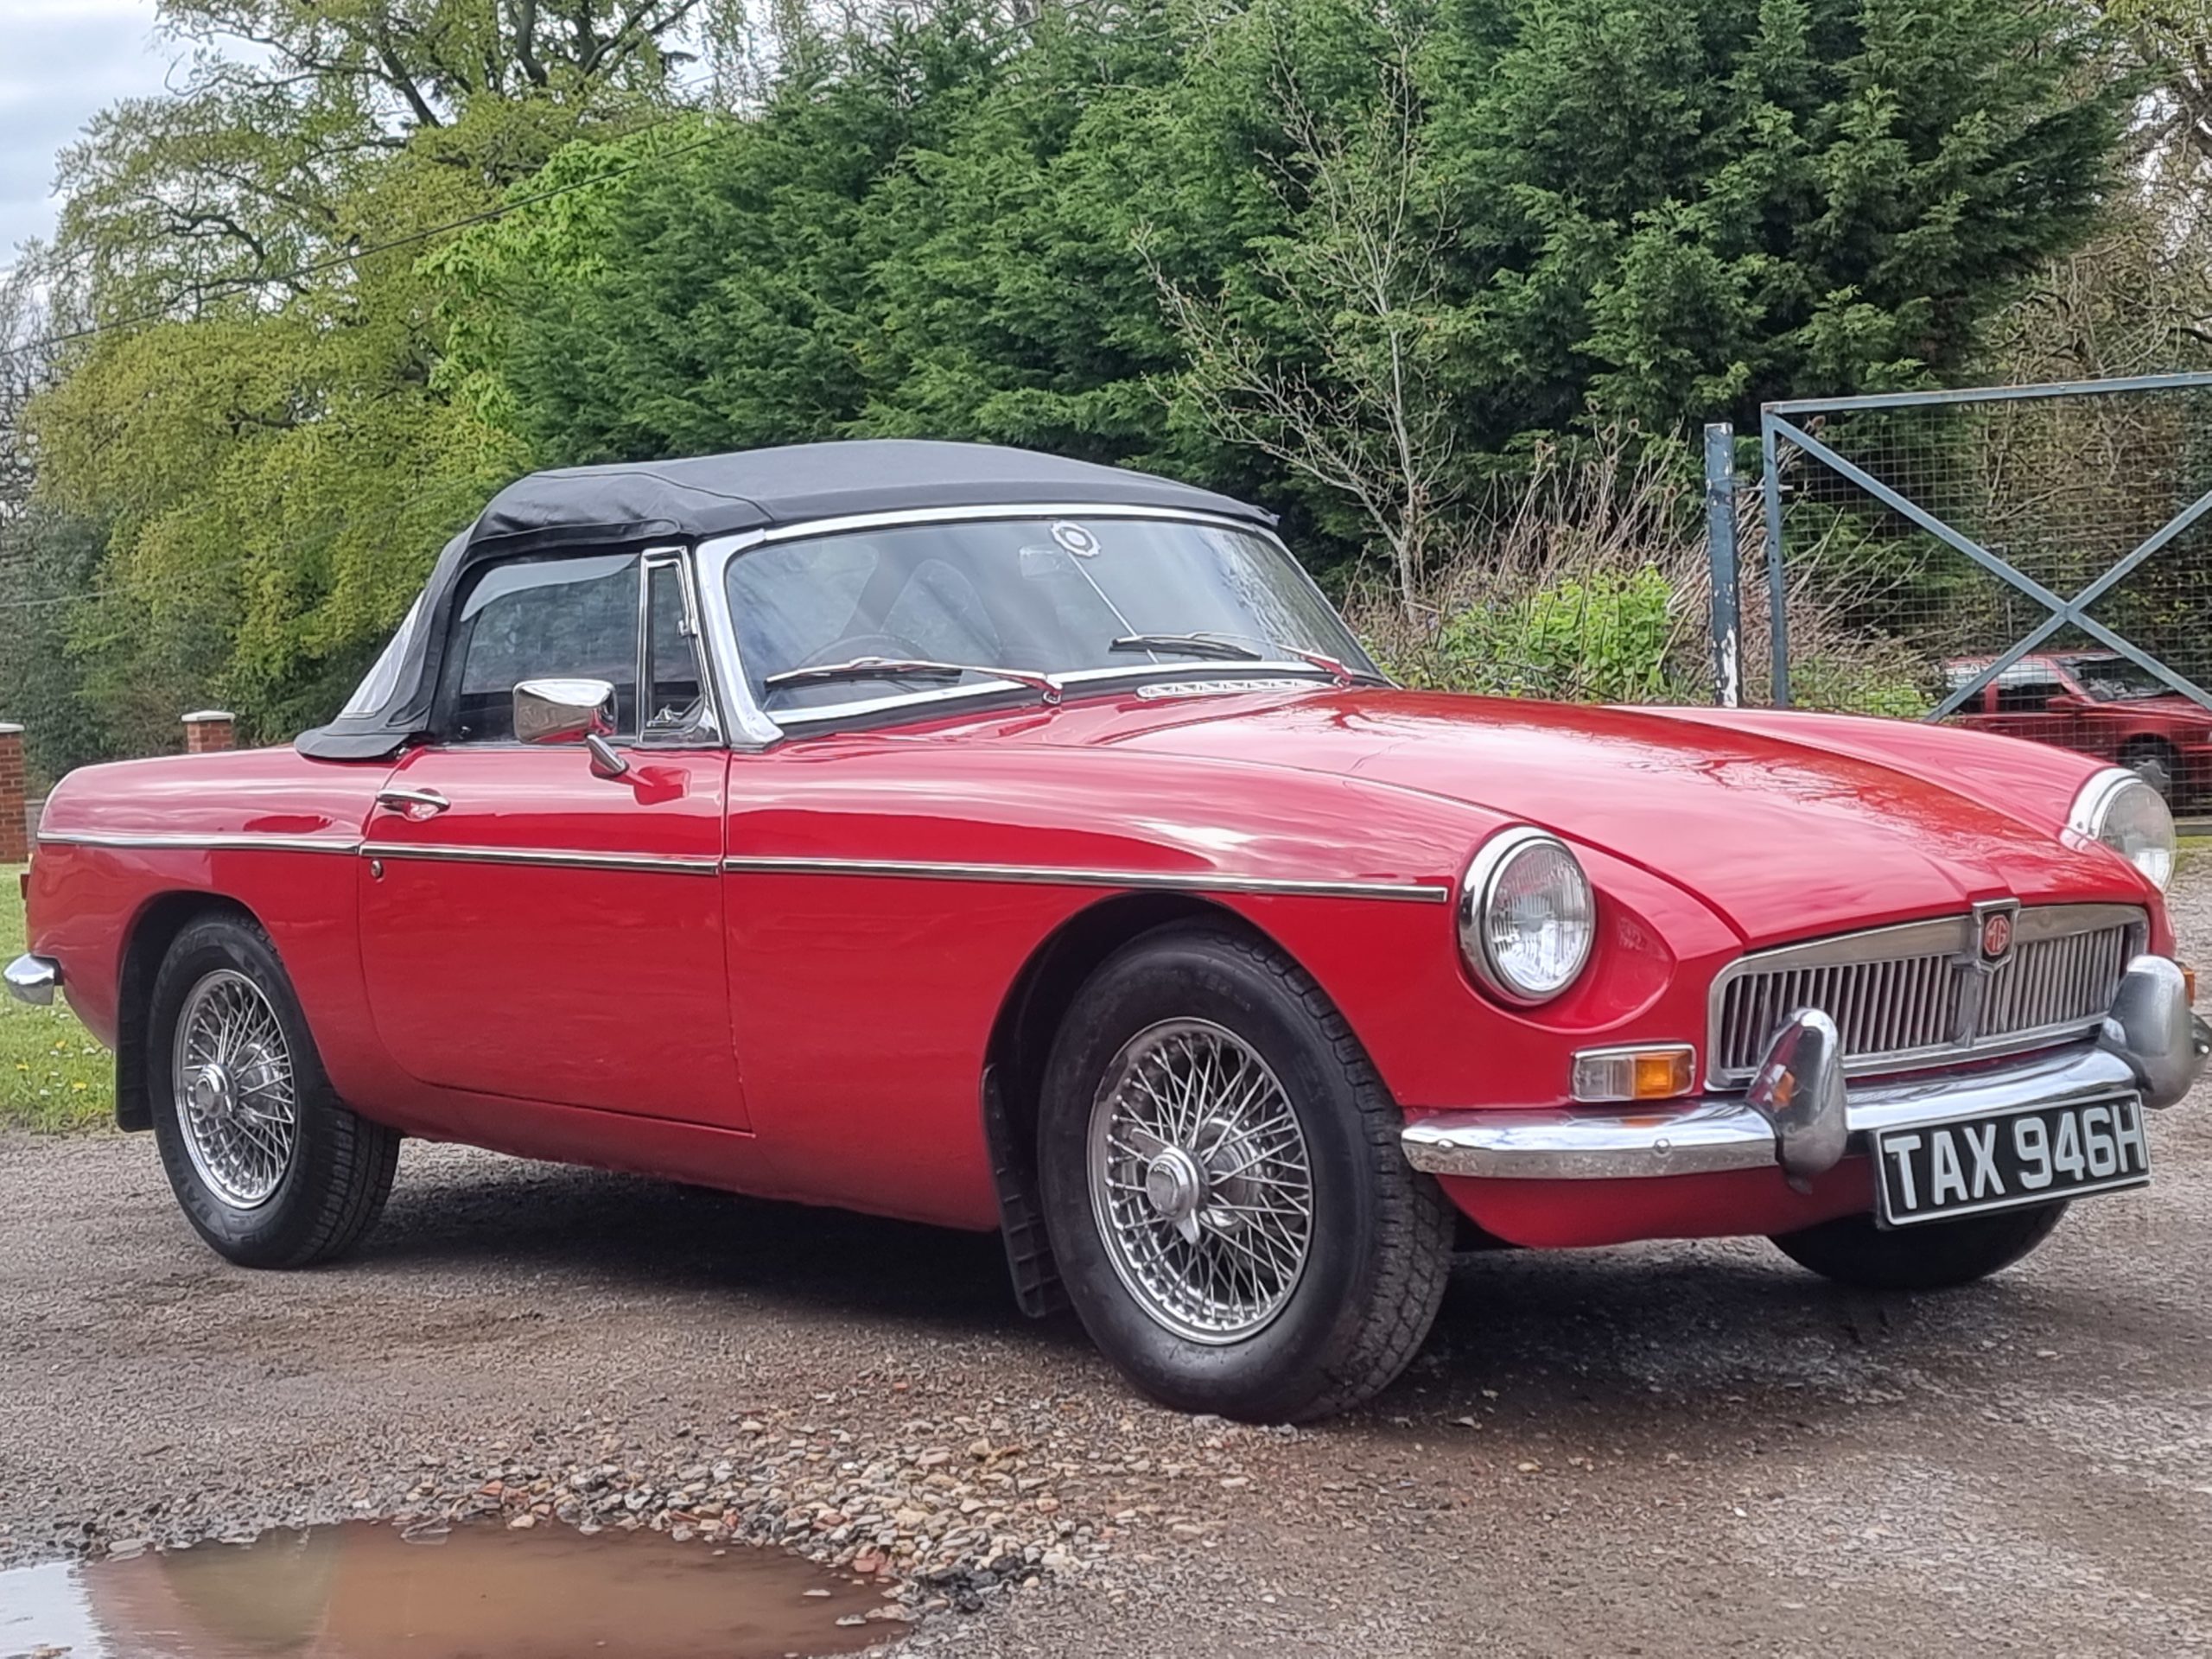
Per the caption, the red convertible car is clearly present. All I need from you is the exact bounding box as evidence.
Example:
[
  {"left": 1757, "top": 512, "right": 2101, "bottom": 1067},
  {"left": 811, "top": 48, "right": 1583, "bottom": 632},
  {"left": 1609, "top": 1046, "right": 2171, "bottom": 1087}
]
[
  {"left": 10, "top": 442, "right": 2206, "bottom": 1422},
  {"left": 1943, "top": 652, "right": 2212, "bottom": 803}
]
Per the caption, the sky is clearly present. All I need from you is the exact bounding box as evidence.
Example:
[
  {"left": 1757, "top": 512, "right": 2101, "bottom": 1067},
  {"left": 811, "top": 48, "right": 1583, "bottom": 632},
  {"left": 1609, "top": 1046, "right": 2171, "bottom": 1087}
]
[{"left": 1, "top": 0, "right": 177, "bottom": 271}]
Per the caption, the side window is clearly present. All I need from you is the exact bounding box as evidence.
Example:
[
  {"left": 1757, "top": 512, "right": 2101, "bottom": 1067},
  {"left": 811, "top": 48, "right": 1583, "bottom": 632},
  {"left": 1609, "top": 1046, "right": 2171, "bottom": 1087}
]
[
  {"left": 1993, "top": 672, "right": 2064, "bottom": 715},
  {"left": 644, "top": 556, "right": 712, "bottom": 738},
  {"left": 440, "top": 552, "right": 641, "bottom": 742},
  {"left": 341, "top": 595, "right": 423, "bottom": 719}
]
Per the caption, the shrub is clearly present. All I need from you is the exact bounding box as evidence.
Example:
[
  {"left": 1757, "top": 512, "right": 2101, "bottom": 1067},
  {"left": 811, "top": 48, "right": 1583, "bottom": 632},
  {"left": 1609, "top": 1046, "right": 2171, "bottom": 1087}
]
[
  {"left": 1406, "top": 568, "right": 1686, "bottom": 703},
  {"left": 1348, "top": 427, "right": 1936, "bottom": 717}
]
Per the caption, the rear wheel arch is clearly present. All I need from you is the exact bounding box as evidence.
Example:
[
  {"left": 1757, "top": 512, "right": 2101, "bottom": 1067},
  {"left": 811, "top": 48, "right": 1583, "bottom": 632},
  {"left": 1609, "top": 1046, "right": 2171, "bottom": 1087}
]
[
  {"left": 115, "top": 892, "right": 263, "bottom": 1131},
  {"left": 146, "top": 909, "right": 399, "bottom": 1267}
]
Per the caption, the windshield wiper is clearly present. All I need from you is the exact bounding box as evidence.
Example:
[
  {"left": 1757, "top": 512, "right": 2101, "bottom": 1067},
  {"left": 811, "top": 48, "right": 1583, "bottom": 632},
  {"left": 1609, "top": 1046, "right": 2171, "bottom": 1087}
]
[
  {"left": 762, "top": 657, "right": 1063, "bottom": 704},
  {"left": 1110, "top": 632, "right": 1267, "bottom": 662},
  {"left": 1109, "top": 632, "right": 1360, "bottom": 686}
]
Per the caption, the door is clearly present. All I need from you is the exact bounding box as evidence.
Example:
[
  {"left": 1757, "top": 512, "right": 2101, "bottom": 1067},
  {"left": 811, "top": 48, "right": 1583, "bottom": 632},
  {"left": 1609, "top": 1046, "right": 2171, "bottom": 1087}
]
[
  {"left": 1981, "top": 661, "right": 2081, "bottom": 751},
  {"left": 359, "top": 547, "right": 747, "bottom": 1128}
]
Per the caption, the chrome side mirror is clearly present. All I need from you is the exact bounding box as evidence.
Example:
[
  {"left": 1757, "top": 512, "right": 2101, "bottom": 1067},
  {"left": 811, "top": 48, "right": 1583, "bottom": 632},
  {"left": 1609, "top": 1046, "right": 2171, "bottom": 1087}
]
[
  {"left": 512, "top": 677, "right": 630, "bottom": 779},
  {"left": 514, "top": 677, "right": 613, "bottom": 743}
]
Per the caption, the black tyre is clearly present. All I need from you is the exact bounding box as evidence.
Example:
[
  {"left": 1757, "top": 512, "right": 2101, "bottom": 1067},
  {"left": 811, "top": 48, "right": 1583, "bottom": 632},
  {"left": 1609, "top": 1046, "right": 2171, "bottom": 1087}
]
[
  {"left": 147, "top": 914, "right": 399, "bottom": 1268},
  {"left": 1770, "top": 1202, "right": 2067, "bottom": 1292},
  {"left": 2124, "top": 741, "right": 2176, "bottom": 803},
  {"left": 1036, "top": 922, "right": 1454, "bottom": 1422}
]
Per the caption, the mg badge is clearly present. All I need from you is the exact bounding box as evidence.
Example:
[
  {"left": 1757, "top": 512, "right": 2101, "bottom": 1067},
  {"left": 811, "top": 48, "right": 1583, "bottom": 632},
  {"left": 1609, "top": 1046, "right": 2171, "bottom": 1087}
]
[{"left": 1974, "top": 898, "right": 2019, "bottom": 968}]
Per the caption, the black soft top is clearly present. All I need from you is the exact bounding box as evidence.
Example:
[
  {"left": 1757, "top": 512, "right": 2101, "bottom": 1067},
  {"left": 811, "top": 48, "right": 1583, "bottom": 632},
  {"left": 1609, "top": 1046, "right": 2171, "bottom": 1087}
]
[{"left": 296, "top": 440, "right": 1272, "bottom": 760}]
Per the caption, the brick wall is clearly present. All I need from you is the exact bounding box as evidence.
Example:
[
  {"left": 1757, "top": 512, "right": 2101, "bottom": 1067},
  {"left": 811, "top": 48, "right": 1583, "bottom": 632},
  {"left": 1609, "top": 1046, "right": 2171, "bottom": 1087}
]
[
  {"left": 0, "top": 724, "right": 25, "bottom": 863},
  {"left": 182, "top": 710, "right": 237, "bottom": 754}
]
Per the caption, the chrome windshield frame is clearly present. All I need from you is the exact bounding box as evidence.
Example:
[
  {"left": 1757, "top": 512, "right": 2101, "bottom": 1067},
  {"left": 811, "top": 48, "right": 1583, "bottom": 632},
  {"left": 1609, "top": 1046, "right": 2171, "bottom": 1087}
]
[{"left": 692, "top": 503, "right": 1377, "bottom": 747}]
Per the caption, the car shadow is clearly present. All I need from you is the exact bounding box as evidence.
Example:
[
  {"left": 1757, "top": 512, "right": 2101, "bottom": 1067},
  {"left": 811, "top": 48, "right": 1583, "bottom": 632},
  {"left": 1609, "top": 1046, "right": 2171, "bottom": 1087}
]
[
  {"left": 1393, "top": 1236, "right": 2166, "bottom": 1434},
  {"left": 353, "top": 1147, "right": 2169, "bottom": 1420},
  {"left": 358, "top": 1148, "right": 1087, "bottom": 1350}
]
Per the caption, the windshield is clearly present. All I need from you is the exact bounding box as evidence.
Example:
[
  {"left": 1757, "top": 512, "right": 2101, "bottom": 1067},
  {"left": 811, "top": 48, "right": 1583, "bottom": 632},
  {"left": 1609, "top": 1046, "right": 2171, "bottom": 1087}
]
[
  {"left": 2063, "top": 655, "right": 2175, "bottom": 702},
  {"left": 724, "top": 516, "right": 1377, "bottom": 716}
]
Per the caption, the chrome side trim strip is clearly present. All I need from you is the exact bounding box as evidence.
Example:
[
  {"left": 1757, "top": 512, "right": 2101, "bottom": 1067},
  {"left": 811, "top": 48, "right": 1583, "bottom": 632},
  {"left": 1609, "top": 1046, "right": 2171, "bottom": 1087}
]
[
  {"left": 38, "top": 830, "right": 363, "bottom": 855},
  {"left": 720, "top": 855, "right": 1451, "bottom": 904},
  {"left": 359, "top": 842, "right": 721, "bottom": 875}
]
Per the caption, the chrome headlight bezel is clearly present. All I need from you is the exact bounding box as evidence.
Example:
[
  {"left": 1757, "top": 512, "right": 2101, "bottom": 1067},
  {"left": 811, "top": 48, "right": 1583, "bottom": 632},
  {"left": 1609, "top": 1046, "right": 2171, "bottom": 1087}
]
[
  {"left": 1458, "top": 826, "right": 1597, "bottom": 1006},
  {"left": 2067, "top": 766, "right": 2177, "bottom": 893}
]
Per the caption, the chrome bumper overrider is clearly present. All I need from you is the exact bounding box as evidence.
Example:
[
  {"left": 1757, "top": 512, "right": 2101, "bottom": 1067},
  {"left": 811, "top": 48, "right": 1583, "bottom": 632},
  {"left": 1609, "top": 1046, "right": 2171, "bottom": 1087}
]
[
  {"left": 3, "top": 954, "right": 60, "bottom": 1007},
  {"left": 1404, "top": 955, "right": 2210, "bottom": 1184}
]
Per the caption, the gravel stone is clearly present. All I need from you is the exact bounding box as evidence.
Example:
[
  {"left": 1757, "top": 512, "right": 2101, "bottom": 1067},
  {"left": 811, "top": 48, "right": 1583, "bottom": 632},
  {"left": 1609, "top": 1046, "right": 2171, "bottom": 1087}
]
[{"left": 4, "top": 866, "right": 2212, "bottom": 1655}]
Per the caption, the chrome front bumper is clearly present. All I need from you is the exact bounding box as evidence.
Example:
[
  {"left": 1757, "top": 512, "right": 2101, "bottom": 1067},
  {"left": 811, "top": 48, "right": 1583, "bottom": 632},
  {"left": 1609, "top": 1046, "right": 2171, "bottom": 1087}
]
[
  {"left": 3, "top": 953, "right": 60, "bottom": 1007},
  {"left": 1404, "top": 955, "right": 2210, "bottom": 1184}
]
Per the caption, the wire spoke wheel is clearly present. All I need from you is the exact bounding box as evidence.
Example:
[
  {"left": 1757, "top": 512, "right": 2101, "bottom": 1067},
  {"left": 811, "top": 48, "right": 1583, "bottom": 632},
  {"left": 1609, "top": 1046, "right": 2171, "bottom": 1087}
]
[
  {"left": 1087, "top": 1019, "right": 1315, "bottom": 1344},
  {"left": 171, "top": 969, "right": 298, "bottom": 1210}
]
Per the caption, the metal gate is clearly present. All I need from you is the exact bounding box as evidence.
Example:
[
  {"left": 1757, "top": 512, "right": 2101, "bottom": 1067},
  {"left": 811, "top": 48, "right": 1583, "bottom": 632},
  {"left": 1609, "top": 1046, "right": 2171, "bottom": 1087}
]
[{"left": 1708, "top": 372, "right": 2212, "bottom": 737}]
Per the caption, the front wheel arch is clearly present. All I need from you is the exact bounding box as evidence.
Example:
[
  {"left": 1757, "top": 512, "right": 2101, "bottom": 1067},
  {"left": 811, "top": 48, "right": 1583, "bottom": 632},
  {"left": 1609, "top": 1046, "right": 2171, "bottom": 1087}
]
[
  {"left": 982, "top": 894, "right": 1321, "bottom": 1316},
  {"left": 1034, "top": 918, "right": 1454, "bottom": 1420}
]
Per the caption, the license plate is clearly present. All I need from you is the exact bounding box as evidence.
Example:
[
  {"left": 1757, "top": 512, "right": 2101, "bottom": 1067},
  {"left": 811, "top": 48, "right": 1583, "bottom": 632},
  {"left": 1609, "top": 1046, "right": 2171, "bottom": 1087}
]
[{"left": 1872, "top": 1093, "right": 2150, "bottom": 1228}]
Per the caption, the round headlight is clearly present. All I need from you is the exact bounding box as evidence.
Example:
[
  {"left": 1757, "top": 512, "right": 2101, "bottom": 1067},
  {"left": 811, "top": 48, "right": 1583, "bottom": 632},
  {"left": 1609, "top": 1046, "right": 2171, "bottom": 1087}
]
[
  {"left": 2067, "top": 767, "right": 2177, "bottom": 892},
  {"left": 1459, "top": 828, "right": 1596, "bottom": 1005}
]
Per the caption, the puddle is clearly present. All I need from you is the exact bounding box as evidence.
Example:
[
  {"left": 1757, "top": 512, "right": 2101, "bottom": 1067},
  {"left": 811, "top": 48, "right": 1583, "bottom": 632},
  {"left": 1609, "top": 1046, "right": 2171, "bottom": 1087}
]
[{"left": 0, "top": 1521, "right": 888, "bottom": 1659}]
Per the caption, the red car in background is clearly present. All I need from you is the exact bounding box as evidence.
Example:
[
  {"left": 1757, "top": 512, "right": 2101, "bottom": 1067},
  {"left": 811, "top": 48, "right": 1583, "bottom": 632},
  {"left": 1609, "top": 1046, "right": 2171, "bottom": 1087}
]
[
  {"left": 1946, "top": 653, "right": 2212, "bottom": 804},
  {"left": 9, "top": 442, "right": 2207, "bottom": 1423}
]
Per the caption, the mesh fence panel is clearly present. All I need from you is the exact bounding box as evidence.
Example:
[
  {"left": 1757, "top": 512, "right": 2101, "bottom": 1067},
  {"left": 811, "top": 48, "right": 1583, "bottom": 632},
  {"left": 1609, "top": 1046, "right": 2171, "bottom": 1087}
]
[{"left": 1751, "top": 380, "right": 2212, "bottom": 734}]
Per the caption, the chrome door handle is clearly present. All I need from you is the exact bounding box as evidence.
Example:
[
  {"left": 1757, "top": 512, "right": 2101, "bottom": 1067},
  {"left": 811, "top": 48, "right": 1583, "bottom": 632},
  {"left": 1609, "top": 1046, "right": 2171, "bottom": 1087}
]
[{"left": 375, "top": 787, "right": 450, "bottom": 817}]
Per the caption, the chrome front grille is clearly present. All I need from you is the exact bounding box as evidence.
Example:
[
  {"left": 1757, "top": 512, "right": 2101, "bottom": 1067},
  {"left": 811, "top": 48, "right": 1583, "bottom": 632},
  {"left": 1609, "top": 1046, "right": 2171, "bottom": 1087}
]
[{"left": 1707, "top": 904, "right": 2145, "bottom": 1087}]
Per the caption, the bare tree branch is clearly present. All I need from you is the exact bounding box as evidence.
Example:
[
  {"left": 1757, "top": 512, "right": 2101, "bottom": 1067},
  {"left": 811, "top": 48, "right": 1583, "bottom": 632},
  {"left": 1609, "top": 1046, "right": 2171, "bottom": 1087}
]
[{"left": 1144, "top": 17, "right": 1452, "bottom": 615}]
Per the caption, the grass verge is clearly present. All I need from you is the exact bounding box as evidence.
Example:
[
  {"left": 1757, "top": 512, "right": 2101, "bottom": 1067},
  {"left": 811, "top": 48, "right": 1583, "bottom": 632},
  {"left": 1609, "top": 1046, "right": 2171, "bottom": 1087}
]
[
  {"left": 1, "top": 864, "right": 113, "bottom": 1131},
  {"left": 2179, "top": 836, "right": 2211, "bottom": 883}
]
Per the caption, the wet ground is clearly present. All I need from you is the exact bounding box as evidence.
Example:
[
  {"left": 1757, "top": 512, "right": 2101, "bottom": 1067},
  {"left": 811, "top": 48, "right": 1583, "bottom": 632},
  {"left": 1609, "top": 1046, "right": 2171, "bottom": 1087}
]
[
  {"left": 1, "top": 1522, "right": 880, "bottom": 1658},
  {"left": 3, "top": 868, "right": 2212, "bottom": 1656}
]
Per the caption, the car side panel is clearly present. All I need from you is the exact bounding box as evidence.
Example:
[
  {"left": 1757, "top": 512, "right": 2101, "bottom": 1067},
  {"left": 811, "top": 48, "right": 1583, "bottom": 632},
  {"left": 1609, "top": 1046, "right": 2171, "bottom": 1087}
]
[
  {"left": 28, "top": 751, "right": 410, "bottom": 1119},
  {"left": 25, "top": 842, "right": 363, "bottom": 1059},
  {"left": 721, "top": 867, "right": 1096, "bottom": 1228},
  {"left": 358, "top": 745, "right": 743, "bottom": 1126},
  {"left": 717, "top": 734, "right": 1733, "bottom": 1230}
]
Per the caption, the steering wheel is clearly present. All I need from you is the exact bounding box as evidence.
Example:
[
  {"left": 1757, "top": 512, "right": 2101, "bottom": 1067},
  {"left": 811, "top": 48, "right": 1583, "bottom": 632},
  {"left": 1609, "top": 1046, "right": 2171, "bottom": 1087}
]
[{"left": 797, "top": 632, "right": 932, "bottom": 669}]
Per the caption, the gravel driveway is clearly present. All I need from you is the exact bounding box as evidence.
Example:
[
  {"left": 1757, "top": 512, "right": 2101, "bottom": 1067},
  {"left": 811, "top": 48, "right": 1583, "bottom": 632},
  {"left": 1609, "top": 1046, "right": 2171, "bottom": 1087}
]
[{"left": 4, "top": 872, "right": 2211, "bottom": 1657}]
